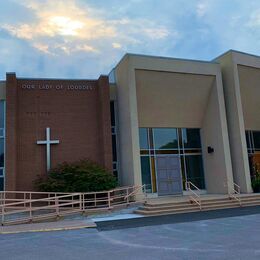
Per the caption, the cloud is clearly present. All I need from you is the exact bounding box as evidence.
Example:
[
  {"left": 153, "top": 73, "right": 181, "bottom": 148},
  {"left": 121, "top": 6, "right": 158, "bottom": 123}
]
[
  {"left": 1, "top": 0, "right": 172, "bottom": 56},
  {"left": 196, "top": 2, "right": 208, "bottom": 18},
  {"left": 112, "top": 43, "right": 122, "bottom": 49},
  {"left": 1, "top": 0, "right": 260, "bottom": 80},
  {"left": 247, "top": 9, "right": 260, "bottom": 28}
]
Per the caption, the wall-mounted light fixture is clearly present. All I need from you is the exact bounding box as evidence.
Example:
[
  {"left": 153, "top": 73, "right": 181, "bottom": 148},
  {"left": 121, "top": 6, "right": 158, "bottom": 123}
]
[{"left": 207, "top": 146, "right": 214, "bottom": 154}]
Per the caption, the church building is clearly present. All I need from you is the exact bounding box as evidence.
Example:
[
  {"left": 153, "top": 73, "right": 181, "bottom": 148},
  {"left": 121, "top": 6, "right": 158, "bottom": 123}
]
[{"left": 0, "top": 50, "right": 259, "bottom": 196}]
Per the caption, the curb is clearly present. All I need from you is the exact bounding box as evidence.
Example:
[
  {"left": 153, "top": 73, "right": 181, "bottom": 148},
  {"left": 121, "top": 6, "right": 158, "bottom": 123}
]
[{"left": 0, "top": 223, "right": 97, "bottom": 235}]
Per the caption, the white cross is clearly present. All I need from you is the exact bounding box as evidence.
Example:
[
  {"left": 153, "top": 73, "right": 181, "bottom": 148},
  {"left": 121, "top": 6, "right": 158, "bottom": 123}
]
[{"left": 37, "top": 127, "right": 60, "bottom": 172}]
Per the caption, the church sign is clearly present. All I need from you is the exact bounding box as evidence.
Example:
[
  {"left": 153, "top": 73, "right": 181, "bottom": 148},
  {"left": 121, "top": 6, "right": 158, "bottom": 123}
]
[{"left": 21, "top": 84, "right": 94, "bottom": 91}]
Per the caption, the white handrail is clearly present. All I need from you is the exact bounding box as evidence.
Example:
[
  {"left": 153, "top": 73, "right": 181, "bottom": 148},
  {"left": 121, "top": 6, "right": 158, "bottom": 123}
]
[
  {"left": 226, "top": 180, "right": 241, "bottom": 206},
  {"left": 0, "top": 185, "right": 146, "bottom": 225},
  {"left": 124, "top": 184, "right": 146, "bottom": 202},
  {"left": 186, "top": 181, "right": 202, "bottom": 210}
]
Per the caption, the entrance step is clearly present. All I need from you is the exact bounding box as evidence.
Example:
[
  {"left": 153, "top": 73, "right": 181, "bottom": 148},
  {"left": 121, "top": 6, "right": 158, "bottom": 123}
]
[{"left": 135, "top": 194, "right": 260, "bottom": 216}]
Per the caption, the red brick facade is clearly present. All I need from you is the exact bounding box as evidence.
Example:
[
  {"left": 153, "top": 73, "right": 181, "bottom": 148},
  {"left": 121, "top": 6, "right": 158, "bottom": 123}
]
[{"left": 5, "top": 73, "right": 112, "bottom": 191}]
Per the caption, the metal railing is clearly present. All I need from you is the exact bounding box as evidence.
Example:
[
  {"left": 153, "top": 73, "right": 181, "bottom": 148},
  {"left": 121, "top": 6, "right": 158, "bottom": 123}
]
[
  {"left": 0, "top": 185, "right": 146, "bottom": 225},
  {"left": 225, "top": 180, "right": 241, "bottom": 206},
  {"left": 186, "top": 181, "right": 202, "bottom": 210}
]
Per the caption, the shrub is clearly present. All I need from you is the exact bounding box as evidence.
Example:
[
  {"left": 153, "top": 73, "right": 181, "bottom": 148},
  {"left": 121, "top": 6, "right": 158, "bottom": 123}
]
[
  {"left": 251, "top": 163, "right": 260, "bottom": 193},
  {"left": 35, "top": 159, "right": 117, "bottom": 192},
  {"left": 252, "top": 178, "right": 260, "bottom": 193}
]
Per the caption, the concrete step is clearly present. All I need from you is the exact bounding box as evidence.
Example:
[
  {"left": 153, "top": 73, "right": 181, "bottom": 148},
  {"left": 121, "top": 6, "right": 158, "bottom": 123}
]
[
  {"left": 135, "top": 203, "right": 242, "bottom": 216},
  {"left": 136, "top": 194, "right": 260, "bottom": 217},
  {"left": 141, "top": 202, "right": 240, "bottom": 213},
  {"left": 134, "top": 207, "right": 200, "bottom": 216},
  {"left": 145, "top": 198, "right": 225, "bottom": 206},
  {"left": 145, "top": 198, "right": 231, "bottom": 208},
  {"left": 242, "top": 200, "right": 260, "bottom": 206}
]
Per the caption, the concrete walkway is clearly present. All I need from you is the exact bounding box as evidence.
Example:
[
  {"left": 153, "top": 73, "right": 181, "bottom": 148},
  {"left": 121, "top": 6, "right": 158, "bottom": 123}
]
[{"left": 0, "top": 219, "right": 96, "bottom": 234}]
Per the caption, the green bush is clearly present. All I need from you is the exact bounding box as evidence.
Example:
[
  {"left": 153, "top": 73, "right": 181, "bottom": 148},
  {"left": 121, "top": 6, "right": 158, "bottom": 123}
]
[
  {"left": 251, "top": 163, "right": 260, "bottom": 193},
  {"left": 35, "top": 159, "right": 117, "bottom": 192},
  {"left": 252, "top": 178, "right": 260, "bottom": 193}
]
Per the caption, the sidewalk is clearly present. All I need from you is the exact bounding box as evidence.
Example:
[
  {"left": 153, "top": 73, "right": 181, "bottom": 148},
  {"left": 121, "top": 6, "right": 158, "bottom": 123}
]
[
  {"left": 0, "top": 206, "right": 142, "bottom": 234},
  {"left": 0, "top": 219, "right": 96, "bottom": 234}
]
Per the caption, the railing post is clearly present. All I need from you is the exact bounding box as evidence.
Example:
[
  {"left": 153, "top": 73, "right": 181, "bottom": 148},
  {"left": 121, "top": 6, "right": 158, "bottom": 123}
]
[
  {"left": 29, "top": 193, "right": 32, "bottom": 221},
  {"left": 55, "top": 196, "right": 59, "bottom": 217},
  {"left": 126, "top": 188, "right": 129, "bottom": 204},
  {"left": 82, "top": 193, "right": 85, "bottom": 212},
  {"left": 1, "top": 204, "right": 4, "bottom": 225},
  {"left": 144, "top": 184, "right": 147, "bottom": 202},
  {"left": 108, "top": 191, "right": 110, "bottom": 208},
  {"left": 23, "top": 192, "right": 26, "bottom": 208},
  {"left": 79, "top": 193, "right": 82, "bottom": 211}
]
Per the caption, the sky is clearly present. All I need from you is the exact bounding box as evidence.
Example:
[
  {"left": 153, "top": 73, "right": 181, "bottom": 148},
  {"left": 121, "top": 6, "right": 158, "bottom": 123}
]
[{"left": 0, "top": 0, "right": 260, "bottom": 79}]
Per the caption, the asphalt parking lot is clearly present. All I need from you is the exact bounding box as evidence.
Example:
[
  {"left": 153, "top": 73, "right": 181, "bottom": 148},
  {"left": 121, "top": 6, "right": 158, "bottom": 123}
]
[{"left": 1, "top": 213, "right": 260, "bottom": 260}]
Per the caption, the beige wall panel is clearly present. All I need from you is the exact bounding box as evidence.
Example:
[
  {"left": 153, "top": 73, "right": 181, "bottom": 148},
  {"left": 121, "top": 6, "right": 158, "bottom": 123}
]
[
  {"left": 201, "top": 80, "right": 233, "bottom": 194},
  {"left": 0, "top": 82, "right": 6, "bottom": 100},
  {"left": 238, "top": 65, "right": 260, "bottom": 130},
  {"left": 135, "top": 70, "right": 215, "bottom": 128},
  {"left": 216, "top": 53, "right": 252, "bottom": 193},
  {"left": 114, "top": 57, "right": 142, "bottom": 187}
]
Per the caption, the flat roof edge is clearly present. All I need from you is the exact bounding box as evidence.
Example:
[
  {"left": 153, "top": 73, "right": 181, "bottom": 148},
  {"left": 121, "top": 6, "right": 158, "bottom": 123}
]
[
  {"left": 213, "top": 49, "right": 260, "bottom": 61},
  {"left": 125, "top": 53, "right": 219, "bottom": 65}
]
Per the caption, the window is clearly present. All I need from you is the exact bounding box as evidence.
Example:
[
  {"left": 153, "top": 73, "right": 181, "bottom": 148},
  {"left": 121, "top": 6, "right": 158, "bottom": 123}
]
[
  {"left": 253, "top": 131, "right": 260, "bottom": 150},
  {"left": 182, "top": 129, "right": 201, "bottom": 149},
  {"left": 245, "top": 130, "right": 260, "bottom": 181},
  {"left": 110, "top": 101, "right": 118, "bottom": 179},
  {"left": 185, "top": 155, "right": 205, "bottom": 189},
  {"left": 139, "top": 128, "right": 149, "bottom": 150},
  {"left": 153, "top": 128, "right": 178, "bottom": 149},
  {"left": 139, "top": 127, "right": 205, "bottom": 192},
  {"left": 0, "top": 100, "right": 5, "bottom": 191},
  {"left": 140, "top": 156, "right": 152, "bottom": 192}
]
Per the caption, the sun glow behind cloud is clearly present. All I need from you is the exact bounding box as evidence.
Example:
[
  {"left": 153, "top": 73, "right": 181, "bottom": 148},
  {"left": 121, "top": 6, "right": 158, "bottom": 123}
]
[{"left": 48, "top": 16, "right": 84, "bottom": 36}]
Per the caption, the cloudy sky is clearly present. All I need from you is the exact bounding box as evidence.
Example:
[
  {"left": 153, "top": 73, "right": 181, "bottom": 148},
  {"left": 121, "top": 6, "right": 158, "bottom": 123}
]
[{"left": 0, "top": 0, "right": 260, "bottom": 79}]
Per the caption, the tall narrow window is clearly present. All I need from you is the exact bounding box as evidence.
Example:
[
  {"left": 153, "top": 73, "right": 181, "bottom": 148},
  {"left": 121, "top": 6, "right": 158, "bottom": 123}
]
[
  {"left": 0, "top": 101, "right": 5, "bottom": 191},
  {"left": 110, "top": 101, "right": 118, "bottom": 179}
]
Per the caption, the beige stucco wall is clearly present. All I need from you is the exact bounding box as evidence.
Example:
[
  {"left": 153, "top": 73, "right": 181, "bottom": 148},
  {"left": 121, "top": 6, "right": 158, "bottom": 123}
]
[
  {"left": 201, "top": 78, "right": 234, "bottom": 193},
  {"left": 238, "top": 65, "right": 260, "bottom": 130},
  {"left": 114, "top": 54, "right": 233, "bottom": 194},
  {"left": 0, "top": 82, "right": 6, "bottom": 100},
  {"left": 114, "top": 56, "right": 142, "bottom": 187},
  {"left": 216, "top": 51, "right": 253, "bottom": 193},
  {"left": 135, "top": 70, "right": 214, "bottom": 128}
]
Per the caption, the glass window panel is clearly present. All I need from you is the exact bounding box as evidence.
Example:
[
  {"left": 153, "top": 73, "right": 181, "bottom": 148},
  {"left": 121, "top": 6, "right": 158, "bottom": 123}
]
[
  {"left": 180, "top": 156, "right": 186, "bottom": 190},
  {"left": 140, "top": 156, "right": 152, "bottom": 192},
  {"left": 253, "top": 131, "right": 260, "bottom": 149},
  {"left": 0, "top": 101, "right": 4, "bottom": 129},
  {"left": 0, "top": 168, "right": 3, "bottom": 176},
  {"left": 139, "top": 128, "right": 149, "bottom": 150},
  {"left": 112, "top": 135, "right": 117, "bottom": 161},
  {"left": 182, "top": 129, "right": 201, "bottom": 149},
  {"left": 110, "top": 101, "right": 115, "bottom": 127},
  {"left": 245, "top": 131, "right": 250, "bottom": 149},
  {"left": 153, "top": 128, "right": 178, "bottom": 149},
  {"left": 0, "top": 177, "right": 3, "bottom": 191},
  {"left": 0, "top": 139, "right": 4, "bottom": 168},
  {"left": 185, "top": 155, "right": 205, "bottom": 189}
]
